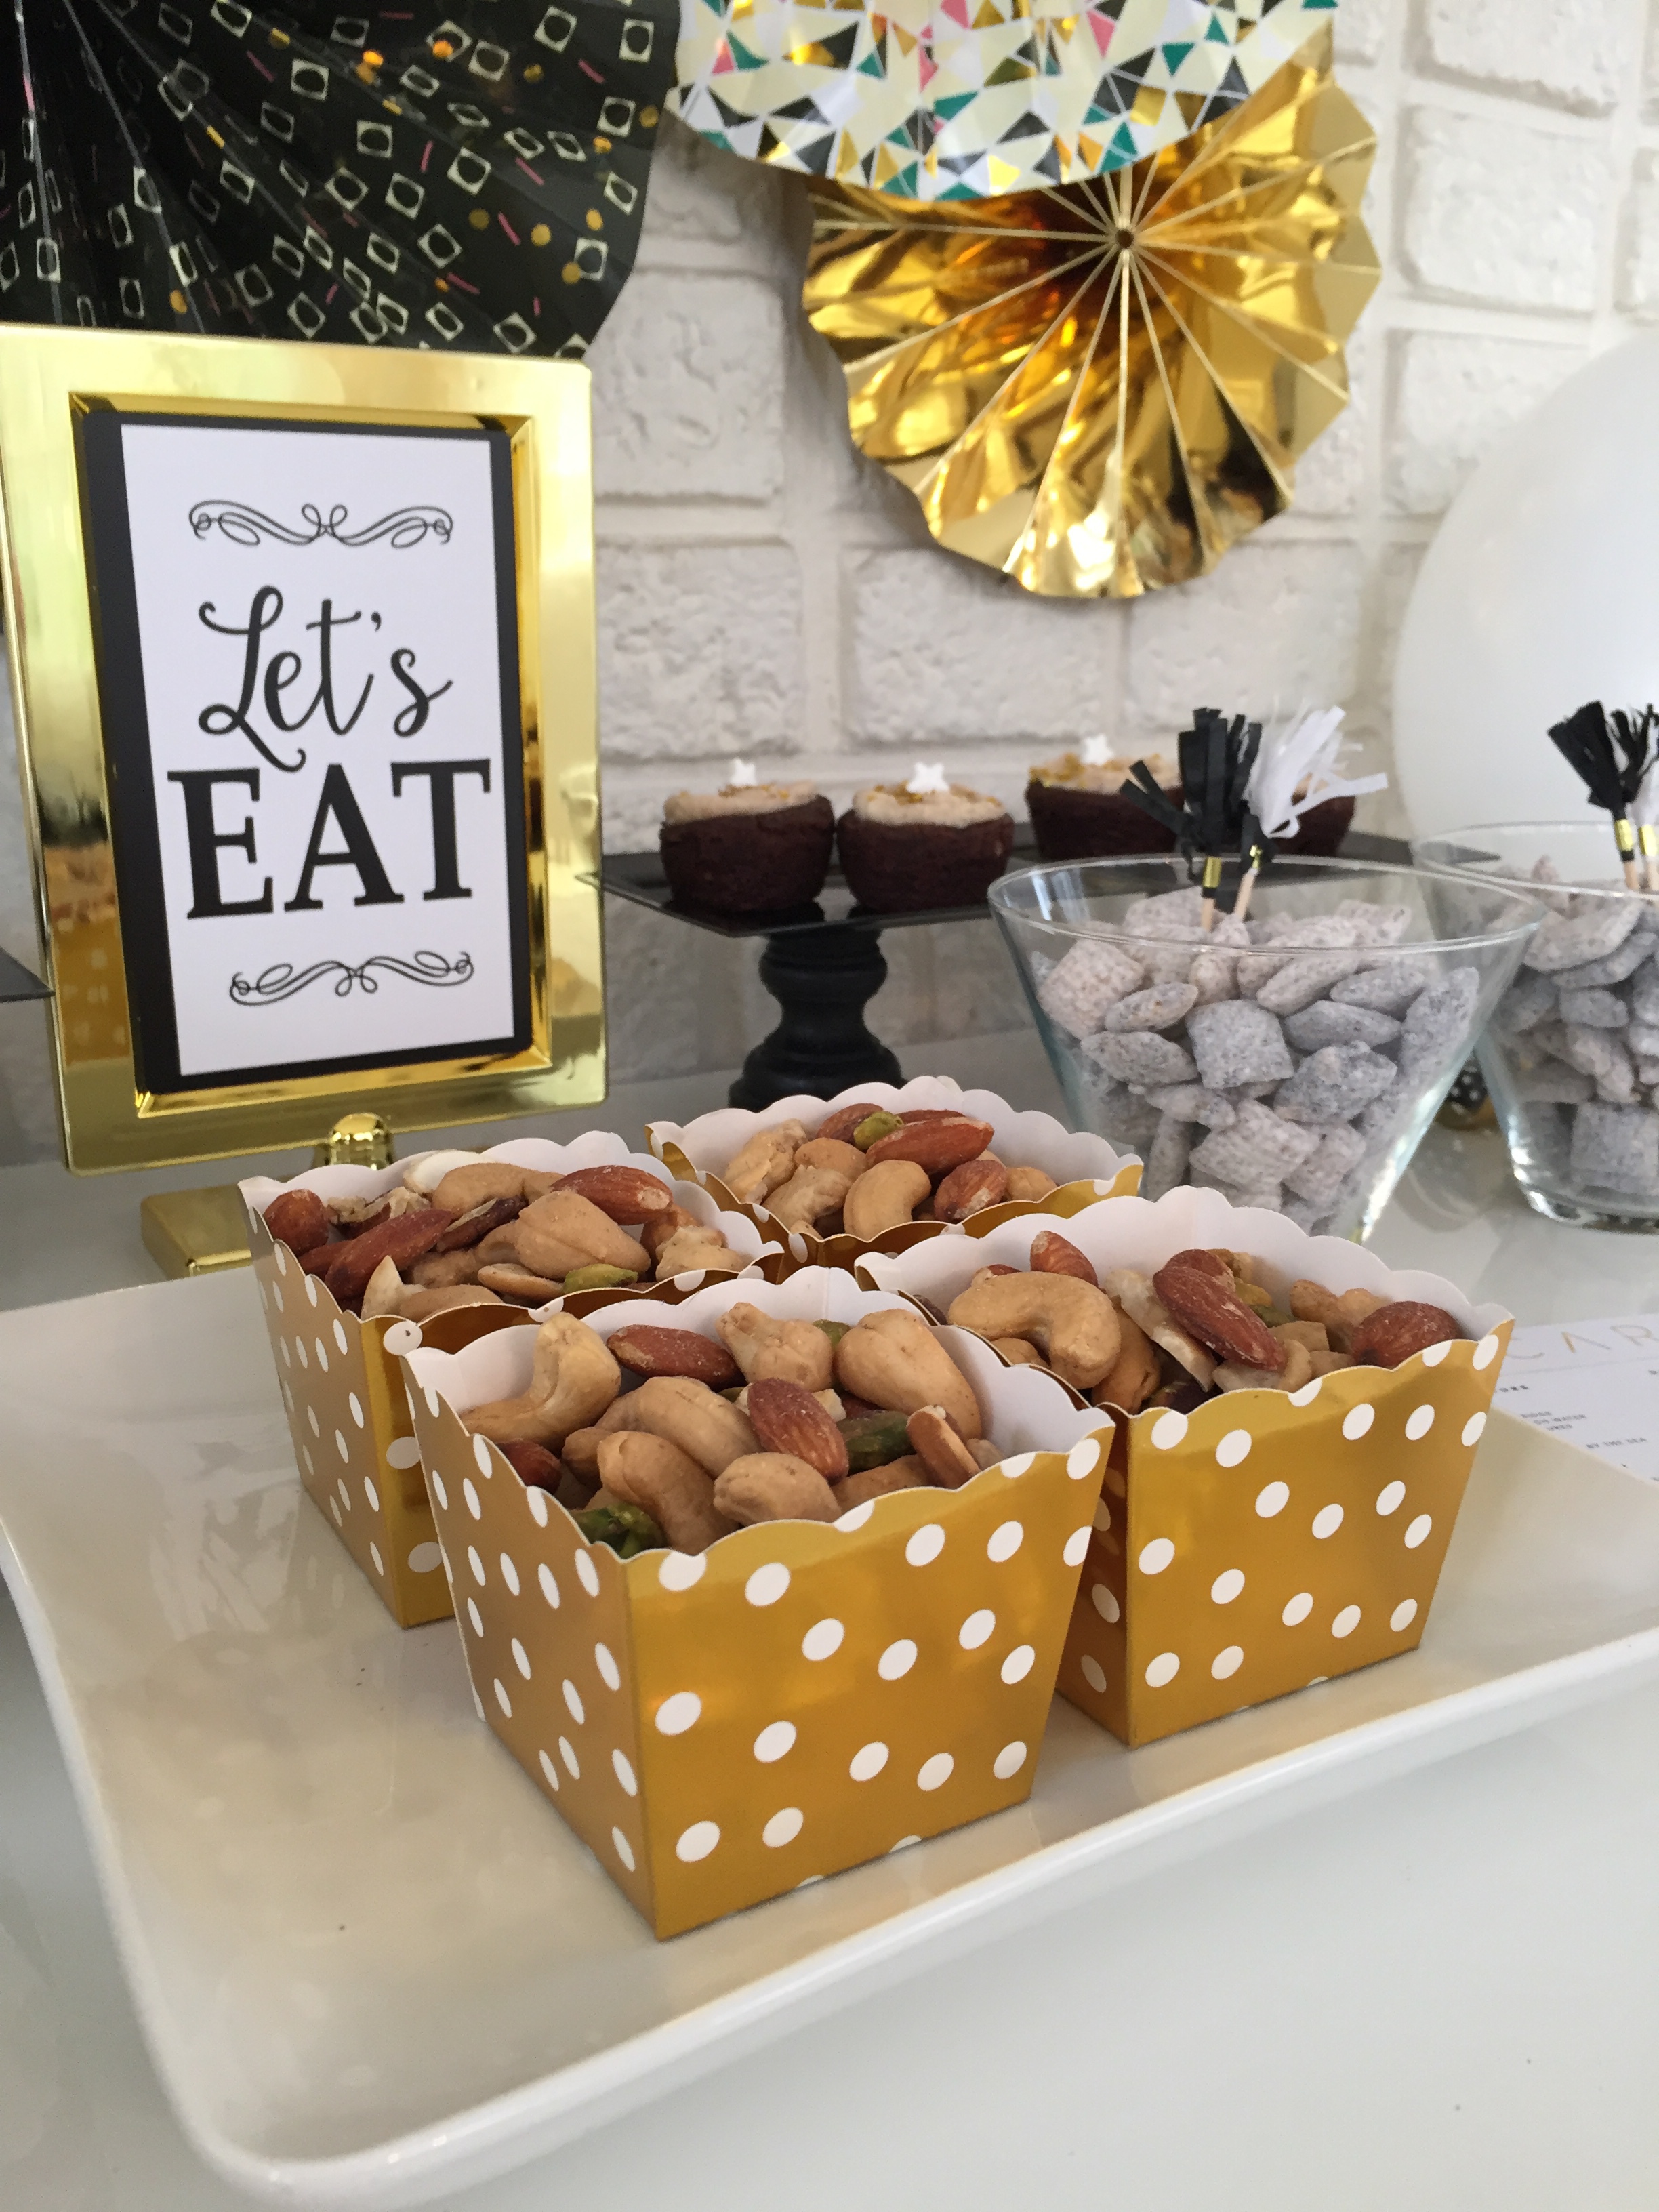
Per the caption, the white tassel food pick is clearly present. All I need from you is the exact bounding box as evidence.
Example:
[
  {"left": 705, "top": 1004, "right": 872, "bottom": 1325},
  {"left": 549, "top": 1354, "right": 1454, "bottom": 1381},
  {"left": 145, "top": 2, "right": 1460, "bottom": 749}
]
[
  {"left": 1231, "top": 706, "right": 1389, "bottom": 921},
  {"left": 1633, "top": 752, "right": 1659, "bottom": 893}
]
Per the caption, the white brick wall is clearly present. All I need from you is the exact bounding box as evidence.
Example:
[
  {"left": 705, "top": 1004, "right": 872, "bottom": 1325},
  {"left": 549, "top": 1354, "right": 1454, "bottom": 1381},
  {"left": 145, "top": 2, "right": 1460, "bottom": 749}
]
[{"left": 2, "top": 2, "right": 1657, "bottom": 1154}]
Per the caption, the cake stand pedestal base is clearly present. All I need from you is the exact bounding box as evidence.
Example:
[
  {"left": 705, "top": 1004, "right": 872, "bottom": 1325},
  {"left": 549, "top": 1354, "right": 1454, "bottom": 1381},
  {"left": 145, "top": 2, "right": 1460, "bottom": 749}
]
[{"left": 731, "top": 926, "right": 901, "bottom": 1109}]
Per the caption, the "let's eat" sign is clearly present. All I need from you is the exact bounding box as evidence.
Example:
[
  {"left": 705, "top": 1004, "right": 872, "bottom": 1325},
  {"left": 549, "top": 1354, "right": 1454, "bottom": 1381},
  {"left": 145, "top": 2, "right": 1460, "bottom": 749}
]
[{"left": 80, "top": 411, "right": 531, "bottom": 1094}]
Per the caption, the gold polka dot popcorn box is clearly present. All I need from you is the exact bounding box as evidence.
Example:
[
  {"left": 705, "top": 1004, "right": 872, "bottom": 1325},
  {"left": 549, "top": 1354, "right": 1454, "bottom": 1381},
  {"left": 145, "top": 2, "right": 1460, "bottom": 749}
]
[
  {"left": 241, "top": 1136, "right": 783, "bottom": 1631},
  {"left": 647, "top": 1076, "right": 1141, "bottom": 1276},
  {"left": 859, "top": 1189, "right": 1513, "bottom": 1750},
  {"left": 399, "top": 1270, "right": 1113, "bottom": 1939}
]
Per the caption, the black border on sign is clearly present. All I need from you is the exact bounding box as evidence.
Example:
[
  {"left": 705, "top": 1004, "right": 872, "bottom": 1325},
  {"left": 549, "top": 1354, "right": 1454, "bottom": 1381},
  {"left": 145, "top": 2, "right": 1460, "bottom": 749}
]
[{"left": 75, "top": 409, "right": 532, "bottom": 1097}]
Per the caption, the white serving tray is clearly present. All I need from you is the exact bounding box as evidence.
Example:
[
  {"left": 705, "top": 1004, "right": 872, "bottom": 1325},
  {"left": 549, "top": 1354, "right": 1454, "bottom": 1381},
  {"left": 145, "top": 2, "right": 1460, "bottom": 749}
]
[{"left": 3, "top": 1272, "right": 1658, "bottom": 2209}]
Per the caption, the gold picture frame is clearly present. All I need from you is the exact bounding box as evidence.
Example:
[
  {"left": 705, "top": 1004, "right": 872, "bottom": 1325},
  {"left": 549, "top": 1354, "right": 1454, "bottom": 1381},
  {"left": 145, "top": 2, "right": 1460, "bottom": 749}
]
[{"left": 0, "top": 325, "right": 604, "bottom": 1172}]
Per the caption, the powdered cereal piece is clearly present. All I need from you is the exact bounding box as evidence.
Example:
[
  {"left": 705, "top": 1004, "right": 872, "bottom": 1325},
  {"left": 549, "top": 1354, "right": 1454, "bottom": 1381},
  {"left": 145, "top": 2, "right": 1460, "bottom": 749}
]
[
  {"left": 1336, "top": 899, "right": 1412, "bottom": 947},
  {"left": 1630, "top": 1019, "right": 1659, "bottom": 1058},
  {"left": 1088, "top": 1030, "right": 1197, "bottom": 1086},
  {"left": 1528, "top": 855, "right": 1572, "bottom": 914},
  {"left": 1275, "top": 1042, "right": 1399, "bottom": 1122},
  {"left": 1141, "top": 1083, "right": 1237, "bottom": 1128},
  {"left": 1330, "top": 955, "right": 1439, "bottom": 1015},
  {"left": 1282, "top": 1122, "right": 1368, "bottom": 1204},
  {"left": 1188, "top": 949, "right": 1238, "bottom": 1005},
  {"left": 1357, "top": 1084, "right": 1408, "bottom": 1139},
  {"left": 1087, "top": 1080, "right": 1162, "bottom": 1148},
  {"left": 1120, "top": 887, "right": 1207, "bottom": 937},
  {"left": 1561, "top": 1024, "right": 1638, "bottom": 1104},
  {"left": 1632, "top": 966, "right": 1659, "bottom": 1025},
  {"left": 1283, "top": 1000, "right": 1403, "bottom": 1052},
  {"left": 1187, "top": 1162, "right": 1286, "bottom": 1213},
  {"left": 1186, "top": 998, "right": 1293, "bottom": 1090},
  {"left": 1636, "top": 1057, "right": 1659, "bottom": 1087},
  {"left": 1101, "top": 981, "right": 1199, "bottom": 1033},
  {"left": 1143, "top": 1113, "right": 1193, "bottom": 1202},
  {"left": 1254, "top": 951, "right": 1367, "bottom": 1015},
  {"left": 1038, "top": 937, "right": 1149, "bottom": 1037},
  {"left": 1398, "top": 965, "right": 1481, "bottom": 1075},
  {"left": 1558, "top": 987, "right": 1629, "bottom": 1029},
  {"left": 1494, "top": 970, "right": 1559, "bottom": 1036},
  {"left": 1283, "top": 1195, "right": 1334, "bottom": 1234},
  {"left": 1189, "top": 1098, "right": 1319, "bottom": 1189},
  {"left": 1515, "top": 1065, "right": 1595, "bottom": 1103},
  {"left": 1570, "top": 1103, "right": 1659, "bottom": 1196},
  {"left": 1554, "top": 935, "right": 1654, "bottom": 991},
  {"left": 1523, "top": 901, "right": 1642, "bottom": 975}
]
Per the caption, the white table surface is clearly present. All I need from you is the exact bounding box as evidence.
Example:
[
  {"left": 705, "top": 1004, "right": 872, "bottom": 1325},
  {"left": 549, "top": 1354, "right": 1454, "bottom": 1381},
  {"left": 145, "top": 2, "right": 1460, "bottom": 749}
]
[{"left": 4, "top": 1033, "right": 1659, "bottom": 2211}]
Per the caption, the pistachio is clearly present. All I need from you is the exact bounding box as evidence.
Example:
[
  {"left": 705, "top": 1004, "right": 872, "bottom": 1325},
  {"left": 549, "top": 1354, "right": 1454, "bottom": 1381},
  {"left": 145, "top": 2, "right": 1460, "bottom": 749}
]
[
  {"left": 853, "top": 1110, "right": 904, "bottom": 1151},
  {"left": 562, "top": 1263, "right": 640, "bottom": 1293}
]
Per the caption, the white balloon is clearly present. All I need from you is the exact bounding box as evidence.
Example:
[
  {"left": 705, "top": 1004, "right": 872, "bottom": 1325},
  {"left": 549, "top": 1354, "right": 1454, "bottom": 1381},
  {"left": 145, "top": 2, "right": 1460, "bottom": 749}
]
[{"left": 1393, "top": 329, "right": 1659, "bottom": 836}]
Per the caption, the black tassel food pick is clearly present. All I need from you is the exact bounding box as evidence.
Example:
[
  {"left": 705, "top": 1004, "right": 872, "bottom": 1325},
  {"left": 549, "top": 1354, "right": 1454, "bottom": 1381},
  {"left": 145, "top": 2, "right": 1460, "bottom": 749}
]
[
  {"left": 1548, "top": 701, "right": 1643, "bottom": 890},
  {"left": 1123, "top": 708, "right": 1261, "bottom": 932}
]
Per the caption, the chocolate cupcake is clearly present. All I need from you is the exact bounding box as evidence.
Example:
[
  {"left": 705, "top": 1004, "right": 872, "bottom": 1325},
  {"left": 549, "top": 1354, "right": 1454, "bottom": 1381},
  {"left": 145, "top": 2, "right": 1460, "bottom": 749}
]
[
  {"left": 660, "top": 766, "right": 834, "bottom": 914},
  {"left": 1026, "top": 739, "right": 1181, "bottom": 860},
  {"left": 836, "top": 766, "right": 1015, "bottom": 913}
]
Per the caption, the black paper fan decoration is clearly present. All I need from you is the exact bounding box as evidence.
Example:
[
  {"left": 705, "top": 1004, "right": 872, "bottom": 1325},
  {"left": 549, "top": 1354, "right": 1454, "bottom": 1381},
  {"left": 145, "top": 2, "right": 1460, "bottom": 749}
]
[{"left": 0, "top": 0, "right": 676, "bottom": 358}]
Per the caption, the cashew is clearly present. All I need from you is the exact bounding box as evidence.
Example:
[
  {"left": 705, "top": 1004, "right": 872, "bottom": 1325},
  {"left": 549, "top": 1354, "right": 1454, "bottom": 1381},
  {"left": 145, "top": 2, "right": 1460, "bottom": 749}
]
[
  {"left": 334, "top": 1188, "right": 427, "bottom": 1227},
  {"left": 1272, "top": 1319, "right": 1330, "bottom": 1353},
  {"left": 640, "top": 1204, "right": 700, "bottom": 1260},
  {"left": 402, "top": 1149, "right": 481, "bottom": 1195},
  {"left": 1216, "top": 1339, "right": 1315, "bottom": 1394},
  {"left": 474, "top": 1224, "right": 525, "bottom": 1267},
  {"left": 1101, "top": 1268, "right": 1215, "bottom": 1391},
  {"left": 1094, "top": 1305, "right": 1160, "bottom": 1414},
  {"left": 409, "top": 1248, "right": 483, "bottom": 1288},
  {"left": 835, "top": 1308, "right": 983, "bottom": 1439},
  {"left": 466, "top": 1314, "right": 621, "bottom": 1448},
  {"left": 1005, "top": 1166, "right": 1059, "bottom": 1203},
  {"left": 945, "top": 1273, "right": 1120, "bottom": 1394},
  {"left": 990, "top": 1336, "right": 1048, "bottom": 1368},
  {"left": 716, "top": 1303, "right": 834, "bottom": 1390},
  {"left": 1310, "top": 1349, "right": 1355, "bottom": 1376},
  {"left": 836, "top": 1454, "right": 930, "bottom": 1509},
  {"left": 598, "top": 1431, "right": 736, "bottom": 1554},
  {"left": 430, "top": 1162, "right": 530, "bottom": 1214},
  {"left": 794, "top": 1136, "right": 867, "bottom": 1181},
  {"left": 722, "top": 1122, "right": 807, "bottom": 1204},
  {"left": 766, "top": 1166, "right": 852, "bottom": 1231},
  {"left": 1289, "top": 1281, "right": 1389, "bottom": 1352},
  {"left": 653, "top": 1226, "right": 745, "bottom": 1279},
  {"left": 907, "top": 1406, "right": 979, "bottom": 1488},
  {"left": 712, "top": 1452, "right": 842, "bottom": 1525},
  {"left": 514, "top": 1191, "right": 649, "bottom": 1281},
  {"left": 562, "top": 1392, "right": 648, "bottom": 1482},
  {"left": 476, "top": 1262, "right": 563, "bottom": 1303},
  {"left": 632, "top": 1374, "right": 759, "bottom": 1475},
  {"left": 843, "top": 1158, "right": 930, "bottom": 1242}
]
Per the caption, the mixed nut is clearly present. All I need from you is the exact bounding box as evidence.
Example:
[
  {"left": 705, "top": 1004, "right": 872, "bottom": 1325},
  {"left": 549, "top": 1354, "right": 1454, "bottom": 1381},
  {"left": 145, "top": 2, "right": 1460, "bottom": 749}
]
[
  {"left": 718, "top": 1103, "right": 1061, "bottom": 1240},
  {"left": 937, "top": 1230, "right": 1465, "bottom": 1414},
  {"left": 262, "top": 1153, "right": 748, "bottom": 1319},
  {"left": 463, "top": 1299, "right": 1013, "bottom": 1555}
]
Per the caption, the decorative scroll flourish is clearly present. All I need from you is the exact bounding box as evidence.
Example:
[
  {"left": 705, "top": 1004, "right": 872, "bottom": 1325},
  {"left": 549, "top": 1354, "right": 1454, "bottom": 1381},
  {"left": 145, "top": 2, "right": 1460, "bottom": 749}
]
[
  {"left": 230, "top": 951, "right": 474, "bottom": 1005},
  {"left": 189, "top": 501, "right": 454, "bottom": 550}
]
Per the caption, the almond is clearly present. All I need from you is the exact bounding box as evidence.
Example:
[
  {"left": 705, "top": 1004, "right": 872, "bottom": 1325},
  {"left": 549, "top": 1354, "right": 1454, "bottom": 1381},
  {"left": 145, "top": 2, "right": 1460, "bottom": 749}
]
[
  {"left": 609, "top": 1325, "right": 741, "bottom": 1387},
  {"left": 432, "top": 1195, "right": 523, "bottom": 1252},
  {"left": 906, "top": 1406, "right": 979, "bottom": 1488},
  {"left": 864, "top": 1115, "right": 994, "bottom": 1176},
  {"left": 746, "top": 1377, "right": 849, "bottom": 1480},
  {"left": 1163, "top": 1247, "right": 1232, "bottom": 1282},
  {"left": 1030, "top": 1229, "right": 1097, "bottom": 1285},
  {"left": 1153, "top": 1262, "right": 1285, "bottom": 1372},
  {"left": 1347, "top": 1300, "right": 1462, "bottom": 1370},
  {"left": 323, "top": 1207, "right": 458, "bottom": 1307},
  {"left": 264, "top": 1188, "right": 330, "bottom": 1256},
  {"left": 554, "top": 1165, "right": 674, "bottom": 1222},
  {"left": 815, "top": 1101, "right": 883, "bottom": 1144},
  {"left": 933, "top": 1154, "right": 1009, "bottom": 1223},
  {"left": 640, "top": 1203, "right": 700, "bottom": 1260},
  {"left": 498, "top": 1439, "right": 565, "bottom": 1494}
]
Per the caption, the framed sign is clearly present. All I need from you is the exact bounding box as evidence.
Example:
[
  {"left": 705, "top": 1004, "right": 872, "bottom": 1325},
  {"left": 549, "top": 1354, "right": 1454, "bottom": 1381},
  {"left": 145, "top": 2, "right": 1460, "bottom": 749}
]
[{"left": 0, "top": 328, "right": 603, "bottom": 1170}]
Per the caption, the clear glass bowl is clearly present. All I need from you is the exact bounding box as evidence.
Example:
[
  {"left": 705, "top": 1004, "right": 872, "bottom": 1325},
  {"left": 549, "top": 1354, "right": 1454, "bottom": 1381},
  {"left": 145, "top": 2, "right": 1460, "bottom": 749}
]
[
  {"left": 1413, "top": 823, "right": 1659, "bottom": 1231},
  {"left": 990, "top": 855, "right": 1542, "bottom": 1242}
]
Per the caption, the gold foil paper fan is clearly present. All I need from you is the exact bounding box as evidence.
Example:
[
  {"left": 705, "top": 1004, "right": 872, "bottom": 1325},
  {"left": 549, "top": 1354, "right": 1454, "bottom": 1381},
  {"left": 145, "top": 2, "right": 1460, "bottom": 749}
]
[{"left": 802, "top": 27, "right": 1378, "bottom": 598}]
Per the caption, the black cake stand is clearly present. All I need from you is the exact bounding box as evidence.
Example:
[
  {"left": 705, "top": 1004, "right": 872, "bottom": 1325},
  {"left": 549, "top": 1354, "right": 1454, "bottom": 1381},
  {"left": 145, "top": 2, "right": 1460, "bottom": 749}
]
[{"left": 593, "top": 834, "right": 1411, "bottom": 1111}]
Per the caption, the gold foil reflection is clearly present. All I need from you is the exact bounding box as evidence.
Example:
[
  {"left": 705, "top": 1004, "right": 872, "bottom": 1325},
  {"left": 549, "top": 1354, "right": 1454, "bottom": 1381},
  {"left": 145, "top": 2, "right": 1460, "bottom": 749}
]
[{"left": 802, "top": 28, "right": 1378, "bottom": 598}]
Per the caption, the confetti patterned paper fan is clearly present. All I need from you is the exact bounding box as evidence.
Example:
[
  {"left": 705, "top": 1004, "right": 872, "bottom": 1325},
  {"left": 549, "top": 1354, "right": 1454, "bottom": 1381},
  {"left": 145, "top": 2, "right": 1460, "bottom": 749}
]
[
  {"left": 801, "top": 26, "right": 1376, "bottom": 596},
  {"left": 673, "top": 0, "right": 1337, "bottom": 203},
  {"left": 0, "top": 0, "right": 676, "bottom": 358}
]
